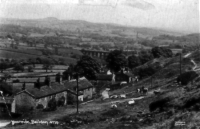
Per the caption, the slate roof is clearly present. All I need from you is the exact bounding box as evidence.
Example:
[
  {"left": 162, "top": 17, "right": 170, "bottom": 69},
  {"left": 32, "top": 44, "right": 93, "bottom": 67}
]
[
  {"left": 63, "top": 77, "right": 93, "bottom": 91},
  {"left": 15, "top": 77, "right": 93, "bottom": 99},
  {"left": 96, "top": 74, "right": 113, "bottom": 81},
  {"left": 15, "top": 82, "right": 76, "bottom": 99},
  {"left": 123, "top": 73, "right": 135, "bottom": 78}
]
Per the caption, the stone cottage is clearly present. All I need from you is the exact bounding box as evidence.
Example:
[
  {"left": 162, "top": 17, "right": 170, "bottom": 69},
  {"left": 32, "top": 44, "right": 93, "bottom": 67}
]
[
  {"left": 63, "top": 77, "right": 96, "bottom": 101},
  {"left": 13, "top": 82, "right": 76, "bottom": 114}
]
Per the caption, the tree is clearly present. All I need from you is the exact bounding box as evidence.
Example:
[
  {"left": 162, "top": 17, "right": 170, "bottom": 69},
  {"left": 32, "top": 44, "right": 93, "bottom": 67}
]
[
  {"left": 42, "top": 59, "right": 54, "bottom": 72},
  {"left": 128, "top": 55, "right": 141, "bottom": 69},
  {"left": 105, "top": 50, "right": 127, "bottom": 73},
  {"left": 6, "top": 34, "right": 12, "bottom": 39},
  {"left": 134, "top": 65, "right": 157, "bottom": 79},
  {"left": 151, "top": 47, "right": 173, "bottom": 58},
  {"left": 139, "top": 50, "right": 154, "bottom": 64},
  {"left": 0, "top": 82, "right": 13, "bottom": 95},
  {"left": 1, "top": 73, "right": 11, "bottom": 82},
  {"left": 75, "top": 55, "right": 100, "bottom": 80},
  {"left": 0, "top": 62, "right": 8, "bottom": 73},
  {"left": 28, "top": 66, "right": 34, "bottom": 72},
  {"left": 58, "top": 58, "right": 65, "bottom": 65},
  {"left": 28, "top": 58, "right": 36, "bottom": 67},
  {"left": 36, "top": 57, "right": 42, "bottom": 64},
  {"left": 54, "top": 47, "right": 59, "bottom": 55},
  {"left": 14, "top": 63, "right": 24, "bottom": 72},
  {"left": 63, "top": 64, "right": 75, "bottom": 80},
  {"left": 20, "top": 35, "right": 28, "bottom": 43},
  {"left": 44, "top": 76, "right": 51, "bottom": 86}
]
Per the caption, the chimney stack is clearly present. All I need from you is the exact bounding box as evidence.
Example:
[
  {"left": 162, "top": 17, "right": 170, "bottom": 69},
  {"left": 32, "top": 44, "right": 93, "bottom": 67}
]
[
  {"left": 34, "top": 78, "right": 41, "bottom": 89},
  {"left": 45, "top": 76, "right": 51, "bottom": 87},
  {"left": 22, "top": 82, "right": 26, "bottom": 90},
  {"left": 56, "top": 73, "right": 63, "bottom": 84}
]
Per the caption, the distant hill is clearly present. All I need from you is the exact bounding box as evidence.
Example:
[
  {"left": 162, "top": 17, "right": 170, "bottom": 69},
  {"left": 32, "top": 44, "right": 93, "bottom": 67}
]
[
  {"left": 0, "top": 17, "right": 183, "bottom": 38},
  {"left": 181, "top": 33, "right": 200, "bottom": 42}
]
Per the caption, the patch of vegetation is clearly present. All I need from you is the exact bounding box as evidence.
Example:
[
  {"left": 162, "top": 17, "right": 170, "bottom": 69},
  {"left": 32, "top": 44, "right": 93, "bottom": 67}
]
[
  {"left": 177, "top": 71, "right": 199, "bottom": 85},
  {"left": 101, "top": 108, "right": 125, "bottom": 117}
]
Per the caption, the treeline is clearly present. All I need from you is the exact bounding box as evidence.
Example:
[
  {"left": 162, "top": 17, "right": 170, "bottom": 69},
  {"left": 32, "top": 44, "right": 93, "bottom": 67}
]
[
  {"left": 0, "top": 57, "right": 66, "bottom": 73},
  {"left": 63, "top": 46, "right": 174, "bottom": 81}
]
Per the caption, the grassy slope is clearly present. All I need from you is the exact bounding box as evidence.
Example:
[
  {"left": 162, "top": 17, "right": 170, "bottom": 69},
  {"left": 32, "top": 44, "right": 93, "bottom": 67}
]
[
  {"left": 3, "top": 51, "right": 200, "bottom": 129},
  {"left": 0, "top": 50, "right": 40, "bottom": 59},
  {"left": 0, "top": 48, "right": 77, "bottom": 64}
]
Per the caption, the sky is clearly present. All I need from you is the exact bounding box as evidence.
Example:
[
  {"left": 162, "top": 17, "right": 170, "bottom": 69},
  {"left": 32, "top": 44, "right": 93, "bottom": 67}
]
[{"left": 0, "top": 0, "right": 199, "bottom": 33}]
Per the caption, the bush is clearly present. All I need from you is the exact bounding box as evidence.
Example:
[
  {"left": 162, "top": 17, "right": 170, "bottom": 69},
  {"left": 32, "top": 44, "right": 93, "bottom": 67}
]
[
  {"left": 149, "top": 98, "right": 170, "bottom": 112},
  {"left": 134, "top": 65, "right": 159, "bottom": 79},
  {"left": 47, "top": 98, "right": 57, "bottom": 111},
  {"left": 36, "top": 104, "right": 44, "bottom": 109},
  {"left": 177, "top": 71, "right": 199, "bottom": 85},
  {"left": 28, "top": 66, "right": 34, "bottom": 72},
  {"left": 184, "top": 97, "right": 200, "bottom": 109},
  {"left": 101, "top": 108, "right": 125, "bottom": 117},
  {"left": 57, "top": 96, "right": 65, "bottom": 107},
  {"left": 57, "top": 111, "right": 98, "bottom": 128},
  {"left": 151, "top": 47, "right": 173, "bottom": 58},
  {"left": 14, "top": 63, "right": 24, "bottom": 72}
]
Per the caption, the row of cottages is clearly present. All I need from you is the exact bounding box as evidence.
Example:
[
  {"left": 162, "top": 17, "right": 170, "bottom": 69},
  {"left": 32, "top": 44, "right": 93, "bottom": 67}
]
[
  {"left": 0, "top": 76, "right": 95, "bottom": 115},
  {"left": 13, "top": 82, "right": 76, "bottom": 114}
]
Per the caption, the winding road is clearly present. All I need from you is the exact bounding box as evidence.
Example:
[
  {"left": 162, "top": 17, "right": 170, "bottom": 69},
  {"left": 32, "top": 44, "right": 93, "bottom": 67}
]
[{"left": 184, "top": 52, "right": 200, "bottom": 71}]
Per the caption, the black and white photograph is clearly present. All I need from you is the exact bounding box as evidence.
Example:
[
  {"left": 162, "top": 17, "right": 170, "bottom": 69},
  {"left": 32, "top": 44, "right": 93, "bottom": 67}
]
[{"left": 0, "top": 0, "right": 199, "bottom": 128}]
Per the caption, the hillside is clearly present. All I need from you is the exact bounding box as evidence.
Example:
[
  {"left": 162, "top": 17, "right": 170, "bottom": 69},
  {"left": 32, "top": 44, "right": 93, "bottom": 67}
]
[
  {"left": 2, "top": 50, "right": 200, "bottom": 129},
  {"left": 0, "top": 18, "right": 183, "bottom": 38}
]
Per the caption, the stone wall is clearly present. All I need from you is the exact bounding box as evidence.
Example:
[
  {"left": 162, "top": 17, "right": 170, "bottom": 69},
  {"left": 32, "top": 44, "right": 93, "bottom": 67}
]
[{"left": 15, "top": 93, "right": 35, "bottom": 113}]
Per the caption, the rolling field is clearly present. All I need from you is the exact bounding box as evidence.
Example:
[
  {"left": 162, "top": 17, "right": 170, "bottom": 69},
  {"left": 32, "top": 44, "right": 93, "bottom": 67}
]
[
  {"left": 0, "top": 48, "right": 43, "bottom": 56},
  {"left": 58, "top": 48, "right": 83, "bottom": 56},
  {"left": 0, "top": 48, "right": 77, "bottom": 65},
  {"left": 0, "top": 49, "right": 40, "bottom": 59},
  {"left": 51, "top": 55, "right": 77, "bottom": 65}
]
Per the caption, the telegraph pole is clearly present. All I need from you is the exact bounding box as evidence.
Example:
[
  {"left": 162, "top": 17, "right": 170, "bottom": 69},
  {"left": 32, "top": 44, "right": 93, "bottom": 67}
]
[{"left": 76, "top": 73, "right": 79, "bottom": 114}]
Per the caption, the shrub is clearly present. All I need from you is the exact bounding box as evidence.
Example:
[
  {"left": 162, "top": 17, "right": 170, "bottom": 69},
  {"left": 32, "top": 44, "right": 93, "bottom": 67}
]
[
  {"left": 151, "top": 47, "right": 173, "bottom": 58},
  {"left": 14, "top": 63, "right": 24, "bottom": 72},
  {"left": 47, "top": 98, "right": 57, "bottom": 111},
  {"left": 57, "top": 96, "right": 65, "bottom": 107},
  {"left": 101, "top": 108, "right": 125, "bottom": 117},
  {"left": 134, "top": 65, "right": 159, "bottom": 79},
  {"left": 36, "top": 104, "right": 44, "bottom": 109},
  {"left": 28, "top": 66, "right": 34, "bottom": 72},
  {"left": 177, "top": 71, "right": 199, "bottom": 85},
  {"left": 149, "top": 98, "right": 170, "bottom": 112}
]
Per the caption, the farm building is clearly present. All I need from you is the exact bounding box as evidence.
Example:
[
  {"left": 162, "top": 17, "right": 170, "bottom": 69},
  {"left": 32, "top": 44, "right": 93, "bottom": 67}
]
[
  {"left": 0, "top": 75, "right": 95, "bottom": 115},
  {"left": 13, "top": 82, "right": 76, "bottom": 114},
  {"left": 63, "top": 77, "right": 96, "bottom": 101}
]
